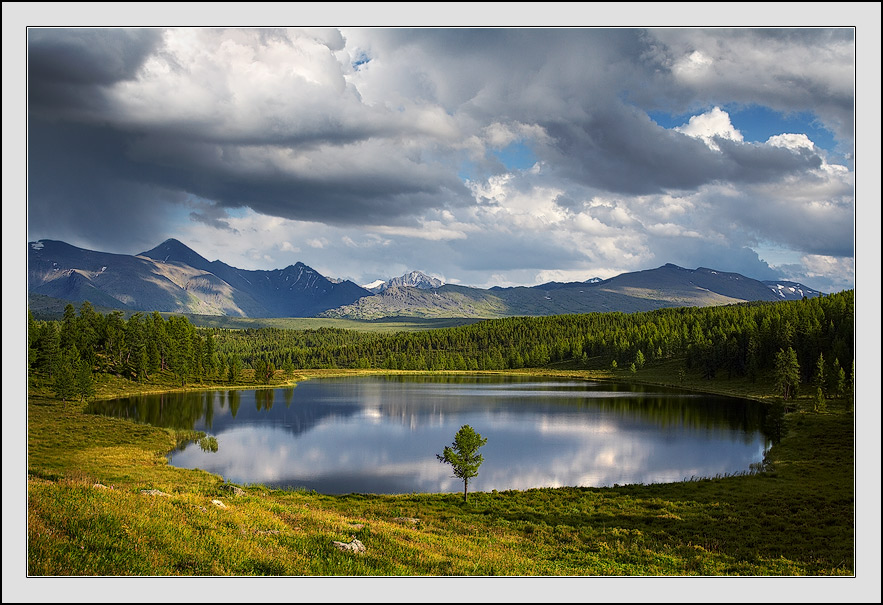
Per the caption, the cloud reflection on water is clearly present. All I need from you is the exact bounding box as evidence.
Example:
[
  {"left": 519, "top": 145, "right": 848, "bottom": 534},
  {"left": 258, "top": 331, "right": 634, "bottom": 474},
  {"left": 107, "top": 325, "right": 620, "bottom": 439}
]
[{"left": 157, "top": 376, "right": 768, "bottom": 494}]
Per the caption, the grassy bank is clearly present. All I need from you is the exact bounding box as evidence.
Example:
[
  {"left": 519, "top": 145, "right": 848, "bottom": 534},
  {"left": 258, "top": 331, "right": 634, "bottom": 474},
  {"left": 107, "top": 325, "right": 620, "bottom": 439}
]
[{"left": 25, "top": 366, "right": 854, "bottom": 579}]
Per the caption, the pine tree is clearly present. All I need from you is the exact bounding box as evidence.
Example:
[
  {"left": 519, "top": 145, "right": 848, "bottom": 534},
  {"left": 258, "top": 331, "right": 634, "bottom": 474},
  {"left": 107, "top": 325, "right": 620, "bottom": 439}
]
[
  {"left": 828, "top": 358, "right": 845, "bottom": 398},
  {"left": 28, "top": 311, "right": 37, "bottom": 376},
  {"left": 774, "top": 347, "right": 801, "bottom": 401},
  {"left": 254, "top": 358, "right": 268, "bottom": 384},
  {"left": 228, "top": 353, "right": 242, "bottom": 382},
  {"left": 814, "top": 386, "right": 827, "bottom": 413},
  {"left": 848, "top": 360, "right": 855, "bottom": 408},
  {"left": 76, "top": 359, "right": 96, "bottom": 401},
  {"left": 813, "top": 353, "right": 827, "bottom": 397},
  {"left": 437, "top": 425, "right": 487, "bottom": 503},
  {"left": 53, "top": 346, "right": 79, "bottom": 401}
]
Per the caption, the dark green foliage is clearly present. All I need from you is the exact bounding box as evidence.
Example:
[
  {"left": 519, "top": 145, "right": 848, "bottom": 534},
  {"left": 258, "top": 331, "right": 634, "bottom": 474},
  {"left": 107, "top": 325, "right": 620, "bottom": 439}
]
[
  {"left": 437, "top": 425, "right": 487, "bottom": 502},
  {"left": 775, "top": 347, "right": 801, "bottom": 400},
  {"left": 828, "top": 358, "right": 845, "bottom": 398},
  {"left": 29, "top": 308, "right": 215, "bottom": 388},
  {"left": 52, "top": 346, "right": 79, "bottom": 401},
  {"left": 814, "top": 387, "right": 827, "bottom": 413},
  {"left": 27, "top": 291, "right": 854, "bottom": 402},
  {"left": 228, "top": 354, "right": 243, "bottom": 382},
  {"left": 814, "top": 353, "right": 827, "bottom": 396},
  {"left": 75, "top": 359, "right": 95, "bottom": 401},
  {"left": 206, "top": 291, "right": 853, "bottom": 381}
]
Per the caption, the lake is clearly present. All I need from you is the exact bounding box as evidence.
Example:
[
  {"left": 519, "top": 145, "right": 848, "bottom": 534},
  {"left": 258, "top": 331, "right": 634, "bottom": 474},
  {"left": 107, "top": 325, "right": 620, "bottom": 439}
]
[{"left": 87, "top": 375, "right": 772, "bottom": 495}]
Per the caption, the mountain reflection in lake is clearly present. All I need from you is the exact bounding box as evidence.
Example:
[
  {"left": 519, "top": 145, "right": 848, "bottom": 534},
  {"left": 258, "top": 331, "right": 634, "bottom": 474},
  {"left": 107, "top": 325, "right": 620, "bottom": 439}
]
[{"left": 87, "top": 375, "right": 771, "bottom": 495}]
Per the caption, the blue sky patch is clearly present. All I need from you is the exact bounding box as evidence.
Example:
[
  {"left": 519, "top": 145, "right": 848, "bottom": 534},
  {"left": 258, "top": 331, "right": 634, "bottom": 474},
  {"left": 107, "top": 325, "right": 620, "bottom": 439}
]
[
  {"left": 492, "top": 140, "right": 537, "bottom": 172},
  {"left": 649, "top": 105, "right": 839, "bottom": 152}
]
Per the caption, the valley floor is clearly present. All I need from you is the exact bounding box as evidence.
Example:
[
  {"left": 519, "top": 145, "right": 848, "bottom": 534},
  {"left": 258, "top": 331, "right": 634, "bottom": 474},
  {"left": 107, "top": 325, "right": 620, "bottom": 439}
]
[{"left": 19, "top": 367, "right": 862, "bottom": 600}]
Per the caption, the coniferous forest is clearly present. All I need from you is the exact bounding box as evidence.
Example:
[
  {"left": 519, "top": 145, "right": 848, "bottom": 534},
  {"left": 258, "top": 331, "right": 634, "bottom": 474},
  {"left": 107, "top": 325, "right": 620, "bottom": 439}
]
[{"left": 29, "top": 291, "right": 854, "bottom": 402}]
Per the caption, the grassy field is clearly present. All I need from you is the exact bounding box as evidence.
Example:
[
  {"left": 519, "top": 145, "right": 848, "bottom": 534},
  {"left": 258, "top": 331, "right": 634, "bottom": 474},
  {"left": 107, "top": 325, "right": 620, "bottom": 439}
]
[
  {"left": 20, "top": 362, "right": 861, "bottom": 596},
  {"left": 183, "top": 314, "right": 483, "bottom": 331}
]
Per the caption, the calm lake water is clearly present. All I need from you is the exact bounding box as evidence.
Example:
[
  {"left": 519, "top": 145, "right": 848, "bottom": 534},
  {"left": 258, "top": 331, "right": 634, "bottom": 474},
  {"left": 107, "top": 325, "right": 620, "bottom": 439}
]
[{"left": 88, "top": 375, "right": 772, "bottom": 495}]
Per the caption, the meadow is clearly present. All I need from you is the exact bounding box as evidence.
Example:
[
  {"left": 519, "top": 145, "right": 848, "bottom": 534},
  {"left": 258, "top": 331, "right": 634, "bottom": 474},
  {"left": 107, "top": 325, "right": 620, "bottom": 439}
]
[{"left": 26, "top": 364, "right": 854, "bottom": 578}]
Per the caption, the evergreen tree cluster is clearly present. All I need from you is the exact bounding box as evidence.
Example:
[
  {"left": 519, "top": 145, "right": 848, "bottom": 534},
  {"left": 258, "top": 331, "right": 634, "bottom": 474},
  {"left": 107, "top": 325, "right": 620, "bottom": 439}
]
[
  {"left": 28, "top": 303, "right": 225, "bottom": 396},
  {"left": 28, "top": 291, "right": 854, "bottom": 401},
  {"left": 208, "top": 291, "right": 853, "bottom": 384}
]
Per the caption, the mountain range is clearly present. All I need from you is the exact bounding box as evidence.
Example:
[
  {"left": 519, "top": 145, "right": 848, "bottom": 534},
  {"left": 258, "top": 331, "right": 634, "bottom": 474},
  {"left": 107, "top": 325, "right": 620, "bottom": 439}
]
[
  {"left": 27, "top": 238, "right": 824, "bottom": 320},
  {"left": 28, "top": 239, "right": 369, "bottom": 318}
]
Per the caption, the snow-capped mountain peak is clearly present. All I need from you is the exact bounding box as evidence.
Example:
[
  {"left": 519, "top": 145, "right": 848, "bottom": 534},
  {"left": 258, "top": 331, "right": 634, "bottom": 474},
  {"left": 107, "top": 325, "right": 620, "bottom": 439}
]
[{"left": 363, "top": 271, "right": 444, "bottom": 293}]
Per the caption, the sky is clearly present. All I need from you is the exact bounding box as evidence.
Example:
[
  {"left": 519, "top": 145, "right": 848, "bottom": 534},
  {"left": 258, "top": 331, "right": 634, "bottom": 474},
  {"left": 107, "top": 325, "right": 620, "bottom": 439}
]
[{"left": 12, "top": 11, "right": 874, "bottom": 294}]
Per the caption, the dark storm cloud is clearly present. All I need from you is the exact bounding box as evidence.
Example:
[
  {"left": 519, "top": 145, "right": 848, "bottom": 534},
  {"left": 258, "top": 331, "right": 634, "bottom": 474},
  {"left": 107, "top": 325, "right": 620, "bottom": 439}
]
[
  {"left": 28, "top": 28, "right": 162, "bottom": 115},
  {"left": 27, "top": 27, "right": 477, "bottom": 245},
  {"left": 715, "top": 138, "right": 824, "bottom": 182},
  {"left": 188, "top": 202, "right": 239, "bottom": 234},
  {"left": 27, "top": 120, "right": 188, "bottom": 252},
  {"left": 539, "top": 107, "right": 725, "bottom": 195},
  {"left": 119, "top": 131, "right": 472, "bottom": 225},
  {"left": 537, "top": 109, "right": 827, "bottom": 196},
  {"left": 28, "top": 113, "right": 470, "bottom": 244}
]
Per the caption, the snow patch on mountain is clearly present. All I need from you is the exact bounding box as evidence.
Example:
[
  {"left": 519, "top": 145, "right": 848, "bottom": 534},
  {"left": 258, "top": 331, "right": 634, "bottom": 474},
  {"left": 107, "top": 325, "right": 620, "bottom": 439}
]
[
  {"left": 763, "top": 281, "right": 823, "bottom": 300},
  {"left": 362, "top": 279, "right": 387, "bottom": 292},
  {"left": 363, "top": 271, "right": 444, "bottom": 293}
]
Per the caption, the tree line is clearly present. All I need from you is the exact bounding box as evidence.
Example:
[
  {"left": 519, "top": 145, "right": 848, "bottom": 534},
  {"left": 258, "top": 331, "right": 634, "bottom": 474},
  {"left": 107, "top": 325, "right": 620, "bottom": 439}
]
[
  {"left": 28, "top": 291, "right": 854, "bottom": 402},
  {"left": 28, "top": 303, "right": 229, "bottom": 399},
  {"left": 208, "top": 291, "right": 853, "bottom": 392}
]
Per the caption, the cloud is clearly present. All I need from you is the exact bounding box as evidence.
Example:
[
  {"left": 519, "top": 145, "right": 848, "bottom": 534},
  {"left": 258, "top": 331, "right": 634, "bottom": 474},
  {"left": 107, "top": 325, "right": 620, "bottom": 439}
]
[
  {"left": 24, "top": 27, "right": 856, "bottom": 291},
  {"left": 644, "top": 29, "right": 855, "bottom": 136},
  {"left": 28, "top": 28, "right": 163, "bottom": 116},
  {"left": 674, "top": 106, "right": 743, "bottom": 150},
  {"left": 188, "top": 199, "right": 239, "bottom": 233}
]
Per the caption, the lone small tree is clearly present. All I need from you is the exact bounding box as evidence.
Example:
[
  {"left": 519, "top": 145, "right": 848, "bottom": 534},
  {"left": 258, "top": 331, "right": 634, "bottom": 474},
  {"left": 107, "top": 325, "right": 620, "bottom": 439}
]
[{"left": 437, "top": 425, "right": 487, "bottom": 503}]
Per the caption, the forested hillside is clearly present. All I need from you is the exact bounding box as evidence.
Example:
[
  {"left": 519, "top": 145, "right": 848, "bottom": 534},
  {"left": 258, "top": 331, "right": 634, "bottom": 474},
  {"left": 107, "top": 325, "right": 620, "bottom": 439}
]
[{"left": 29, "top": 291, "right": 854, "bottom": 401}]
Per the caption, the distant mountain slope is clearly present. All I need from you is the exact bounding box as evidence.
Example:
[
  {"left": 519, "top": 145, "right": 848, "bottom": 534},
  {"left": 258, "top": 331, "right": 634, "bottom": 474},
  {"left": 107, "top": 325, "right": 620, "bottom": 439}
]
[
  {"left": 322, "top": 264, "right": 822, "bottom": 319},
  {"left": 28, "top": 239, "right": 824, "bottom": 320},
  {"left": 139, "top": 239, "right": 370, "bottom": 317},
  {"left": 28, "top": 240, "right": 213, "bottom": 313},
  {"left": 321, "top": 284, "right": 509, "bottom": 319},
  {"left": 29, "top": 239, "right": 370, "bottom": 317}
]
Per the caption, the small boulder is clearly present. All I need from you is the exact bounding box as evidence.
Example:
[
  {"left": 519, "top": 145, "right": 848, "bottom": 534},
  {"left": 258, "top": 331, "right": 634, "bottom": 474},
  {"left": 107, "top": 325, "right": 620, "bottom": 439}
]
[
  {"left": 332, "top": 538, "right": 366, "bottom": 554},
  {"left": 141, "top": 489, "right": 171, "bottom": 497},
  {"left": 221, "top": 485, "right": 246, "bottom": 496},
  {"left": 212, "top": 499, "right": 228, "bottom": 509}
]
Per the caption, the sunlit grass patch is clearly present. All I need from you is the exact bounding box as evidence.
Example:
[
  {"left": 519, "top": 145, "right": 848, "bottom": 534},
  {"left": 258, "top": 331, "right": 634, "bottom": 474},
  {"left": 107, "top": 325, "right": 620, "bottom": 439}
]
[{"left": 26, "top": 366, "right": 854, "bottom": 576}]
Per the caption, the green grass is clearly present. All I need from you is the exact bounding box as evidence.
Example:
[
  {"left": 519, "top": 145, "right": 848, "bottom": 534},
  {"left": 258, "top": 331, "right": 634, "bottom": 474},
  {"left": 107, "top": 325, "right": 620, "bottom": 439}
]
[
  {"left": 161, "top": 315, "right": 482, "bottom": 332},
  {"left": 25, "top": 365, "right": 855, "bottom": 578},
  {"left": 27, "top": 293, "right": 481, "bottom": 331}
]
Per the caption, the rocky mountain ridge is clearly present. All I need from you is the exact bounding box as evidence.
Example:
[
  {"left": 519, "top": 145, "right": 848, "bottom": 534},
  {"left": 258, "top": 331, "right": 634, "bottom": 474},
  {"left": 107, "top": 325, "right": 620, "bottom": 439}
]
[{"left": 28, "top": 239, "right": 825, "bottom": 320}]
